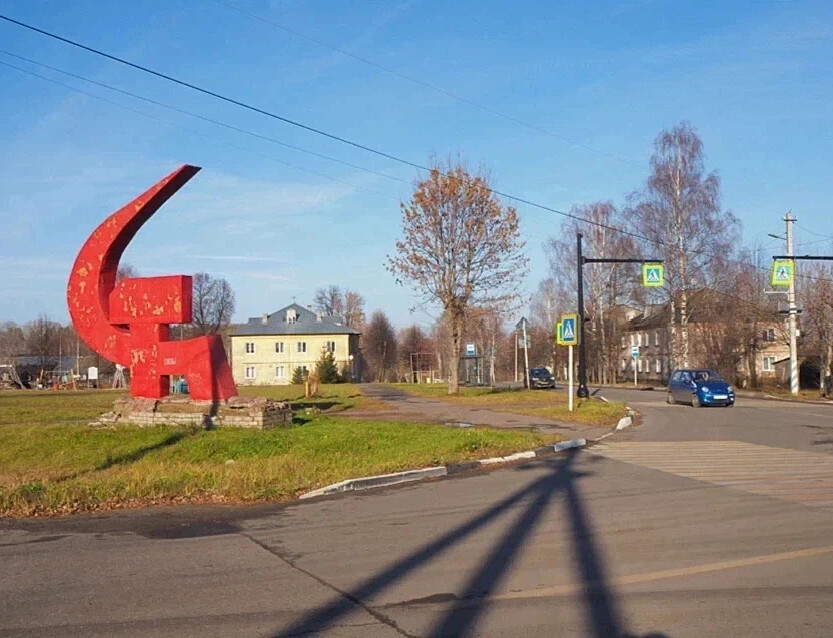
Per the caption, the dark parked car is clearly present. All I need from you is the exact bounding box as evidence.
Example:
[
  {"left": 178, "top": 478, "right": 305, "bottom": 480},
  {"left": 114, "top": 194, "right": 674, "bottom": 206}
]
[
  {"left": 667, "top": 369, "right": 735, "bottom": 407},
  {"left": 529, "top": 367, "right": 555, "bottom": 389}
]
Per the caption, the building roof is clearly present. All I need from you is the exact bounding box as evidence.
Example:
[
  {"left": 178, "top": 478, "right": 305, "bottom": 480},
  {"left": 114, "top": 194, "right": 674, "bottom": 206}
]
[
  {"left": 232, "top": 303, "right": 361, "bottom": 337},
  {"left": 13, "top": 355, "right": 77, "bottom": 373},
  {"left": 625, "top": 289, "right": 781, "bottom": 332}
]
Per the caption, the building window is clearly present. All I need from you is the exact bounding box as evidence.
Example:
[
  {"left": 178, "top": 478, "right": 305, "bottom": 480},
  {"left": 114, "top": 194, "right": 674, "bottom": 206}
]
[
  {"left": 245, "top": 366, "right": 256, "bottom": 379},
  {"left": 326, "top": 341, "right": 336, "bottom": 353},
  {"left": 245, "top": 342, "right": 255, "bottom": 354},
  {"left": 637, "top": 359, "right": 643, "bottom": 372},
  {"left": 297, "top": 342, "right": 307, "bottom": 353},
  {"left": 622, "top": 359, "right": 627, "bottom": 370},
  {"left": 275, "top": 342, "right": 284, "bottom": 354},
  {"left": 655, "top": 359, "right": 661, "bottom": 373},
  {"left": 765, "top": 328, "right": 776, "bottom": 343},
  {"left": 654, "top": 331, "right": 659, "bottom": 346},
  {"left": 630, "top": 333, "right": 636, "bottom": 346},
  {"left": 763, "top": 356, "right": 776, "bottom": 372},
  {"left": 275, "top": 365, "right": 285, "bottom": 379},
  {"left": 621, "top": 336, "right": 626, "bottom": 348}
]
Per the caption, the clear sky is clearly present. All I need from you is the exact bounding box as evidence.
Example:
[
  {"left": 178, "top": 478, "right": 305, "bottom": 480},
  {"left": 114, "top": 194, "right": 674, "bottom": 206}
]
[{"left": 1, "top": 0, "right": 831, "bottom": 330}]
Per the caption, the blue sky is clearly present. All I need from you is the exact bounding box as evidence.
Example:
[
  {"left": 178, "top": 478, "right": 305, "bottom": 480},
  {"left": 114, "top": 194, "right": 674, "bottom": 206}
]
[{"left": 1, "top": 0, "right": 832, "bottom": 330}]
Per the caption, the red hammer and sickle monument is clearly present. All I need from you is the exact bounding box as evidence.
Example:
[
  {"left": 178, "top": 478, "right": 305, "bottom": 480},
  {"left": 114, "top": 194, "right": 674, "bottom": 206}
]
[{"left": 67, "top": 165, "right": 238, "bottom": 401}]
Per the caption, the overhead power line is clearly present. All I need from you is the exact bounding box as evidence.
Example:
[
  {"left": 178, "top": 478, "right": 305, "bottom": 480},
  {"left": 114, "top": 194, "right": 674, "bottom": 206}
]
[
  {"left": 0, "top": 49, "right": 408, "bottom": 188},
  {"left": 0, "top": 53, "right": 551, "bottom": 249},
  {"left": 0, "top": 57, "right": 394, "bottom": 200},
  {"left": 797, "top": 223, "right": 833, "bottom": 241},
  {"left": 1, "top": 14, "right": 831, "bottom": 287},
  {"left": 210, "top": 0, "right": 643, "bottom": 169},
  {"left": 0, "top": 14, "right": 657, "bottom": 246}
]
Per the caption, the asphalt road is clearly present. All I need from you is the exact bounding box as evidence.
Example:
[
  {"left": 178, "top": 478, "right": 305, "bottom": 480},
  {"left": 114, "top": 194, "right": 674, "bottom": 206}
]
[
  {"left": 2, "top": 391, "right": 832, "bottom": 637},
  {"left": 595, "top": 386, "right": 833, "bottom": 453}
]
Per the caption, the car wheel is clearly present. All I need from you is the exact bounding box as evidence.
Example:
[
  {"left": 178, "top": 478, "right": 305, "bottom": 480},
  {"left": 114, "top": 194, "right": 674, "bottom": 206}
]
[
  {"left": 667, "top": 392, "right": 676, "bottom": 405},
  {"left": 725, "top": 402, "right": 734, "bottom": 408},
  {"left": 692, "top": 394, "right": 701, "bottom": 408}
]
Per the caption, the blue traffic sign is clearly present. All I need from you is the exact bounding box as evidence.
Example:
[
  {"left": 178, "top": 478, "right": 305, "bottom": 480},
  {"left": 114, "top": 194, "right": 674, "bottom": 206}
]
[
  {"left": 560, "top": 314, "right": 579, "bottom": 346},
  {"left": 631, "top": 345, "right": 639, "bottom": 358}
]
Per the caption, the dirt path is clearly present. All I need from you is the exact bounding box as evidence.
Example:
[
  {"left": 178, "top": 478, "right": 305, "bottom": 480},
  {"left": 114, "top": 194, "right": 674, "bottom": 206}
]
[{"left": 349, "top": 384, "right": 610, "bottom": 440}]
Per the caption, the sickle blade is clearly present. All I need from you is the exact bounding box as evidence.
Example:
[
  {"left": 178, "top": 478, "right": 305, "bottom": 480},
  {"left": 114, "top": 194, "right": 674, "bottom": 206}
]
[{"left": 67, "top": 165, "right": 201, "bottom": 365}]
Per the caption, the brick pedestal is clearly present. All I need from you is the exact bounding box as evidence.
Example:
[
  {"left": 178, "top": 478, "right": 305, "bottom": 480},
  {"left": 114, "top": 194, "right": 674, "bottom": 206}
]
[{"left": 91, "top": 395, "right": 292, "bottom": 430}]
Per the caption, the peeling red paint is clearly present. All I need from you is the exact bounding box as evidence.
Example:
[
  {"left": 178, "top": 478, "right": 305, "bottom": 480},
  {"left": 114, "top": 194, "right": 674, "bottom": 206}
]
[{"left": 67, "top": 165, "right": 237, "bottom": 401}]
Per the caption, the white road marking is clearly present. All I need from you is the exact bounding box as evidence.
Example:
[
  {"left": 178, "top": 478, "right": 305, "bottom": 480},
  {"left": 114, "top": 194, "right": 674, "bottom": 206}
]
[{"left": 588, "top": 441, "right": 833, "bottom": 510}]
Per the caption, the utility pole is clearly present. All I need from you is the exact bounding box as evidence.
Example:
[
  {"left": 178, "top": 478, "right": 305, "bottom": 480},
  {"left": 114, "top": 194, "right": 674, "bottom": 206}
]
[
  {"left": 576, "top": 234, "right": 589, "bottom": 398},
  {"left": 772, "top": 214, "right": 833, "bottom": 395},
  {"left": 521, "top": 318, "right": 530, "bottom": 389},
  {"left": 785, "top": 212, "right": 799, "bottom": 396}
]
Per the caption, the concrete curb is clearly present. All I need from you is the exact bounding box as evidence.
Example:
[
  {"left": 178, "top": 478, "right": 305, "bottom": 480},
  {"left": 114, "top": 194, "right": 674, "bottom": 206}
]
[
  {"left": 300, "top": 466, "right": 448, "bottom": 500},
  {"left": 615, "top": 412, "right": 635, "bottom": 431},
  {"left": 299, "top": 437, "right": 589, "bottom": 500}
]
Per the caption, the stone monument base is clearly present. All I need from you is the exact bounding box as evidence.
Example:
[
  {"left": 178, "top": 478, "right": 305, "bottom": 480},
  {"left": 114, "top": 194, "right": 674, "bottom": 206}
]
[{"left": 91, "top": 395, "right": 292, "bottom": 430}]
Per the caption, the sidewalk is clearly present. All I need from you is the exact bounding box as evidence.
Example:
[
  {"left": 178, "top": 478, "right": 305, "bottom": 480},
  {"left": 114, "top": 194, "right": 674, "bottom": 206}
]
[{"left": 351, "top": 384, "right": 612, "bottom": 440}]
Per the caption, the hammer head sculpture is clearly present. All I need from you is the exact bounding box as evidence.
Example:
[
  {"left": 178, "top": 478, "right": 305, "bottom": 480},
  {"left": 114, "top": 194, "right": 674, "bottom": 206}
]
[{"left": 67, "top": 165, "right": 238, "bottom": 401}]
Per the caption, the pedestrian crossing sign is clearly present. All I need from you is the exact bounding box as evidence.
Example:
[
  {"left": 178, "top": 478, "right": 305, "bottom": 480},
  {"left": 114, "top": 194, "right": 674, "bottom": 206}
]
[
  {"left": 560, "top": 313, "right": 579, "bottom": 346},
  {"left": 771, "top": 260, "right": 793, "bottom": 287},
  {"left": 642, "top": 263, "right": 664, "bottom": 287}
]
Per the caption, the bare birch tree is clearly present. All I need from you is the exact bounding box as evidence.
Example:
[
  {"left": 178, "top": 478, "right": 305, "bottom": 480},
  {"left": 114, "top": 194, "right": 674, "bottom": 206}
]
[
  {"left": 191, "top": 272, "right": 236, "bottom": 336},
  {"left": 363, "top": 310, "right": 398, "bottom": 382},
  {"left": 116, "top": 264, "right": 138, "bottom": 281},
  {"left": 313, "top": 286, "right": 366, "bottom": 328},
  {"left": 388, "top": 162, "right": 528, "bottom": 393},
  {"left": 313, "top": 285, "right": 342, "bottom": 316},
  {"left": 24, "top": 314, "right": 59, "bottom": 366},
  {"left": 628, "top": 122, "right": 739, "bottom": 369}
]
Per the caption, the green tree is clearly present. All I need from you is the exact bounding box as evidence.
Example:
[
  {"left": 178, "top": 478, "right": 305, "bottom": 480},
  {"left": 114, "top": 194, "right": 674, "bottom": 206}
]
[
  {"left": 291, "top": 366, "right": 308, "bottom": 385},
  {"left": 316, "top": 348, "right": 340, "bottom": 384}
]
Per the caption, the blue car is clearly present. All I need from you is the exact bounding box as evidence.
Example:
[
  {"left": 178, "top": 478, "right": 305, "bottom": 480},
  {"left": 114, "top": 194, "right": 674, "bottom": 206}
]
[{"left": 667, "top": 369, "right": 735, "bottom": 408}]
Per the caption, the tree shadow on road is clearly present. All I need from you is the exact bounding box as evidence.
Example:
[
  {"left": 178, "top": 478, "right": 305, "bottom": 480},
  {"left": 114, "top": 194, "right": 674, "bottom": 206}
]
[{"left": 272, "top": 450, "right": 668, "bottom": 637}]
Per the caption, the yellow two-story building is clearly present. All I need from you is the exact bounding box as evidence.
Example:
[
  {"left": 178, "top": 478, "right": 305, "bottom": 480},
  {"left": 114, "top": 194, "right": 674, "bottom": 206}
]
[{"left": 230, "top": 304, "right": 361, "bottom": 385}]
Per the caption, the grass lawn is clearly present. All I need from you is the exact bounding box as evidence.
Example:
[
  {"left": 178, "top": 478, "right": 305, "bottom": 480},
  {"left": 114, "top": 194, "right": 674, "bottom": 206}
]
[
  {"left": 0, "top": 386, "right": 562, "bottom": 517},
  {"left": 394, "top": 383, "right": 628, "bottom": 426},
  {"left": 743, "top": 386, "right": 830, "bottom": 401}
]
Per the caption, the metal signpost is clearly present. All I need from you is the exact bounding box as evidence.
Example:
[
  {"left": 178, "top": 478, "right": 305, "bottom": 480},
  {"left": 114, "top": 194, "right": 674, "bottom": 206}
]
[
  {"left": 560, "top": 314, "right": 579, "bottom": 412},
  {"left": 576, "top": 232, "right": 663, "bottom": 398},
  {"left": 631, "top": 344, "right": 639, "bottom": 387}
]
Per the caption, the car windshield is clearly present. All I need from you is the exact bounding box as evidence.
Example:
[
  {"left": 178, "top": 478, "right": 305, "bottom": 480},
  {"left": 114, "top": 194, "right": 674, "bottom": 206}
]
[
  {"left": 692, "top": 370, "right": 724, "bottom": 383},
  {"left": 530, "top": 369, "right": 549, "bottom": 378}
]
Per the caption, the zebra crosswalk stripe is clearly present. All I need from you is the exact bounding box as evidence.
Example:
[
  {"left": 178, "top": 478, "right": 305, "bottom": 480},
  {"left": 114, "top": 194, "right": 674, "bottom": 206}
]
[{"left": 588, "top": 441, "right": 833, "bottom": 510}]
